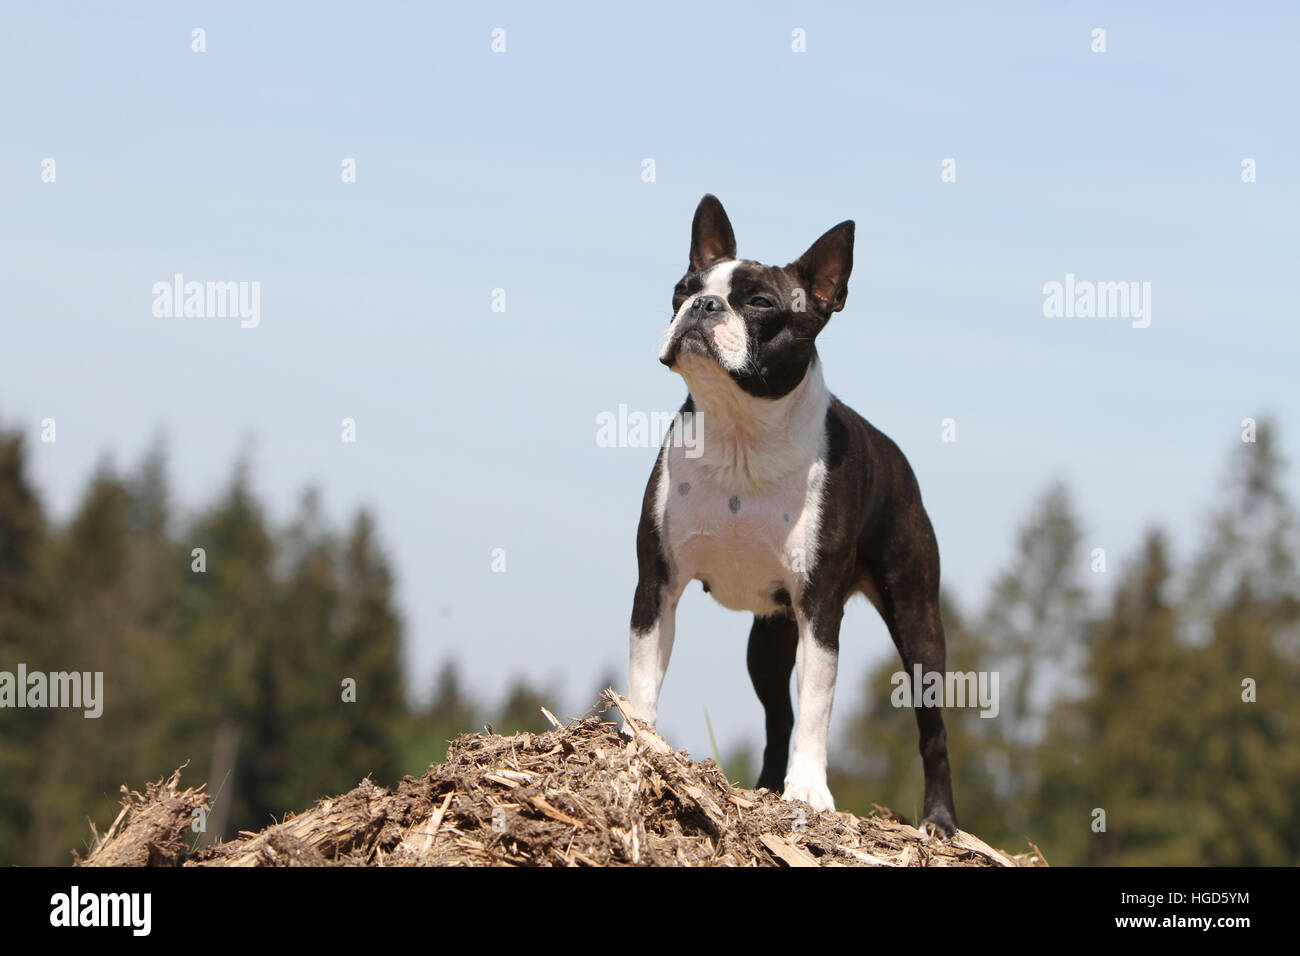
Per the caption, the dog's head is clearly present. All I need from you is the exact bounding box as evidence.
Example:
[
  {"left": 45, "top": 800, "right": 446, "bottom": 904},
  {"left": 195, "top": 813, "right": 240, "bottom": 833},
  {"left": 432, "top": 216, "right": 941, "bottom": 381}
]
[{"left": 659, "top": 194, "right": 854, "bottom": 400}]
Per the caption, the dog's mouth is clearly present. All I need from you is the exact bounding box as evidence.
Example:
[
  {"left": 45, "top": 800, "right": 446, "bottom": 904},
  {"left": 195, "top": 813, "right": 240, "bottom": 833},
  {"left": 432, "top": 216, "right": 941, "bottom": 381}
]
[{"left": 661, "top": 326, "right": 714, "bottom": 367}]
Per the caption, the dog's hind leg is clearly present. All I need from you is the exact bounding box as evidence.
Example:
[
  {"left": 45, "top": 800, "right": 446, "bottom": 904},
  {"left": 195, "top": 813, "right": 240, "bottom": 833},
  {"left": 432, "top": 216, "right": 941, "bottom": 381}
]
[{"left": 880, "top": 575, "right": 959, "bottom": 837}]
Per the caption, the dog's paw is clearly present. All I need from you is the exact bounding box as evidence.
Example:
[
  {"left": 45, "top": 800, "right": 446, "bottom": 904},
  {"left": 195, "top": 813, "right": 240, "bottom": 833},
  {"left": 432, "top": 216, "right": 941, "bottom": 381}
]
[
  {"left": 918, "top": 809, "right": 958, "bottom": 840},
  {"left": 781, "top": 779, "right": 836, "bottom": 814},
  {"left": 618, "top": 721, "right": 635, "bottom": 741}
]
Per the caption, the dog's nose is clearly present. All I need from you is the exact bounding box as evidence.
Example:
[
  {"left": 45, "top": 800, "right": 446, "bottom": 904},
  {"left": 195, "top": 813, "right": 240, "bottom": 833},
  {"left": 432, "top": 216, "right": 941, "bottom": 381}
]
[{"left": 690, "top": 294, "right": 726, "bottom": 315}]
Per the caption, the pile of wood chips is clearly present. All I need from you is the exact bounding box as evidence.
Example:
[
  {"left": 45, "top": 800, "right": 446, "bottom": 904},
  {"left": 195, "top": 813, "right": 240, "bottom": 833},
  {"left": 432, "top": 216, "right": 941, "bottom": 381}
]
[{"left": 79, "top": 691, "right": 1043, "bottom": 867}]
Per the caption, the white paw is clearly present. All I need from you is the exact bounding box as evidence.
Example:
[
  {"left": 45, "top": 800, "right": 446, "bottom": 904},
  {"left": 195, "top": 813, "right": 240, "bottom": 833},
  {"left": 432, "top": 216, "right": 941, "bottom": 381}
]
[{"left": 781, "top": 778, "right": 836, "bottom": 813}]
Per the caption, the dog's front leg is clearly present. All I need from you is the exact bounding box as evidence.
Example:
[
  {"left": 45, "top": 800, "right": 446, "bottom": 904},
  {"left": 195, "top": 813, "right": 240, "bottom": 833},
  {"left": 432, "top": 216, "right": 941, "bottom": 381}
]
[
  {"left": 782, "top": 602, "right": 843, "bottom": 813},
  {"left": 626, "top": 581, "right": 680, "bottom": 733}
]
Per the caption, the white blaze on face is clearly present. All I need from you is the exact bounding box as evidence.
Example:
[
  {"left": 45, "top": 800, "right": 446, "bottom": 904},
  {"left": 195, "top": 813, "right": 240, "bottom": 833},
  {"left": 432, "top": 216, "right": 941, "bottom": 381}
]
[{"left": 659, "top": 260, "right": 750, "bottom": 371}]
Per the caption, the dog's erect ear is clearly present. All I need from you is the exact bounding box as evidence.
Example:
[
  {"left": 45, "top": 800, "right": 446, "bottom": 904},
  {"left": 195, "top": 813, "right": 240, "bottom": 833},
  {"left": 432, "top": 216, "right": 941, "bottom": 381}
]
[
  {"left": 689, "top": 194, "right": 737, "bottom": 273},
  {"left": 790, "top": 220, "right": 855, "bottom": 317}
]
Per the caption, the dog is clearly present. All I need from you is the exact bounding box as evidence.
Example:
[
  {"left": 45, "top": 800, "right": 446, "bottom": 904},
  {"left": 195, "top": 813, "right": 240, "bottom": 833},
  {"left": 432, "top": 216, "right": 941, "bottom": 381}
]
[{"left": 626, "top": 194, "right": 958, "bottom": 836}]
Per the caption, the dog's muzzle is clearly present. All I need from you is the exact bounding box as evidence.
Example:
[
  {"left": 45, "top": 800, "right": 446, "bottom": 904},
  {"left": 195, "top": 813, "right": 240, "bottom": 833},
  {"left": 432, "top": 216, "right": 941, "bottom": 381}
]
[{"left": 661, "top": 295, "right": 727, "bottom": 366}]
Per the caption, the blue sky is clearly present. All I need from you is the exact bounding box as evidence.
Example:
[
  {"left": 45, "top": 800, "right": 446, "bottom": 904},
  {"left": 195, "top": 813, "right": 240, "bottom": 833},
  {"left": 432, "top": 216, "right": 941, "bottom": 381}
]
[{"left": 1, "top": 1, "right": 1297, "bottom": 762}]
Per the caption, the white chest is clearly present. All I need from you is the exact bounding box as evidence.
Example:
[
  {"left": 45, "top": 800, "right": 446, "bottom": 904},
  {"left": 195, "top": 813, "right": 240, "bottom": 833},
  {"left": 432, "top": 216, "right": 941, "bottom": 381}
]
[{"left": 658, "top": 445, "right": 826, "bottom": 615}]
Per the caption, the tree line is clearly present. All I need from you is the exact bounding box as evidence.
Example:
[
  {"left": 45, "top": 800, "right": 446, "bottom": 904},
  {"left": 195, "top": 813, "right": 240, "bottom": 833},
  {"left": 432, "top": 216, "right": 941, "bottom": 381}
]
[{"left": 0, "top": 422, "right": 1296, "bottom": 865}]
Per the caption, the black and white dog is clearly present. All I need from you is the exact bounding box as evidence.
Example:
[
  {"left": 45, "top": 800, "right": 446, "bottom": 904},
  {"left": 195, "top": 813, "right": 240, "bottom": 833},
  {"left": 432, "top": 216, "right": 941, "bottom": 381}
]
[{"left": 626, "top": 195, "right": 958, "bottom": 836}]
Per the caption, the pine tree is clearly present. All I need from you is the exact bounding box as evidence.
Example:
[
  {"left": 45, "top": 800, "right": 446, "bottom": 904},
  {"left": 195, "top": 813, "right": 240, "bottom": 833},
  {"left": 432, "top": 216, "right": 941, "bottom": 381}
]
[
  {"left": 1035, "top": 421, "right": 1300, "bottom": 864},
  {"left": 335, "top": 508, "right": 406, "bottom": 786},
  {"left": 1035, "top": 530, "right": 1188, "bottom": 864},
  {"left": 176, "top": 461, "right": 277, "bottom": 842},
  {"left": 0, "top": 431, "right": 54, "bottom": 864},
  {"left": 29, "top": 465, "right": 131, "bottom": 863},
  {"left": 1178, "top": 420, "right": 1300, "bottom": 863}
]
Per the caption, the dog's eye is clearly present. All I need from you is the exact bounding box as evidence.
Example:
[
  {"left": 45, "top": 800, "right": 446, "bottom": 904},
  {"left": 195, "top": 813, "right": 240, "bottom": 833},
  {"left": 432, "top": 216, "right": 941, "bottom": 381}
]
[{"left": 748, "top": 296, "right": 776, "bottom": 309}]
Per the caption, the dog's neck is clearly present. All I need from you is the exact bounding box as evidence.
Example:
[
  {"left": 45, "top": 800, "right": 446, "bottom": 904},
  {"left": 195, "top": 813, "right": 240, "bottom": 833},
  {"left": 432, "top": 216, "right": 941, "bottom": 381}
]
[{"left": 676, "top": 354, "right": 830, "bottom": 491}]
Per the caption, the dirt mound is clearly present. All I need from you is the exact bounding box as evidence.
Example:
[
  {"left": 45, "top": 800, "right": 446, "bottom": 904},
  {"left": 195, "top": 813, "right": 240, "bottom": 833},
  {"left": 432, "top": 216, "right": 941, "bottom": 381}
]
[{"left": 79, "top": 691, "right": 1043, "bottom": 867}]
